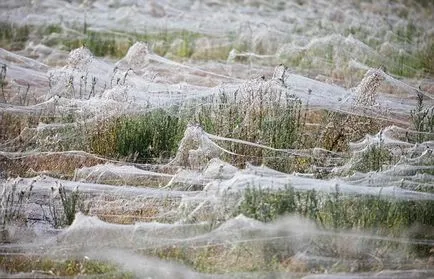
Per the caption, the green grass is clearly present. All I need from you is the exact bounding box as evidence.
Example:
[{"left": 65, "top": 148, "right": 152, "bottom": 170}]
[
  {"left": 0, "top": 22, "right": 30, "bottom": 50},
  {"left": 134, "top": 185, "right": 434, "bottom": 273},
  {"left": 194, "top": 84, "right": 303, "bottom": 170},
  {"left": 0, "top": 21, "right": 204, "bottom": 60},
  {"left": 62, "top": 30, "right": 130, "bottom": 58},
  {"left": 90, "top": 109, "right": 187, "bottom": 163},
  {"left": 1, "top": 19, "right": 432, "bottom": 77},
  {"left": 46, "top": 184, "right": 90, "bottom": 228},
  {"left": 352, "top": 144, "right": 393, "bottom": 173},
  {"left": 237, "top": 186, "right": 434, "bottom": 256},
  {"left": 56, "top": 27, "right": 201, "bottom": 59},
  {"left": 43, "top": 24, "right": 63, "bottom": 35},
  {"left": 407, "top": 0, "right": 434, "bottom": 7},
  {"left": 88, "top": 82, "right": 304, "bottom": 171},
  {"left": 417, "top": 41, "right": 434, "bottom": 75}
]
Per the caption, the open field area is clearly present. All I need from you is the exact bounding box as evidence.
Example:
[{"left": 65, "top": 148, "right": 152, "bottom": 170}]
[{"left": 0, "top": 0, "right": 433, "bottom": 278}]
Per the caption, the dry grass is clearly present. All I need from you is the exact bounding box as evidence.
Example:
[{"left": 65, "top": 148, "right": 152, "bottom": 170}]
[
  {"left": 90, "top": 196, "right": 181, "bottom": 224},
  {"left": 0, "top": 152, "right": 106, "bottom": 179}
]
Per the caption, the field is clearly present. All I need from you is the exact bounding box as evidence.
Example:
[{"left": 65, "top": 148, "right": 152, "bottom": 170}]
[{"left": 0, "top": 0, "right": 433, "bottom": 278}]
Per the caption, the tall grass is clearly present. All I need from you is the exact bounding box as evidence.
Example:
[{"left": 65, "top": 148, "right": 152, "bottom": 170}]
[
  {"left": 90, "top": 108, "right": 186, "bottom": 163},
  {"left": 88, "top": 78, "right": 304, "bottom": 171},
  {"left": 194, "top": 81, "right": 303, "bottom": 170}
]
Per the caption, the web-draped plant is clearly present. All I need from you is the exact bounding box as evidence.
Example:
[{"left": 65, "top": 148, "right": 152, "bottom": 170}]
[
  {"left": 194, "top": 77, "right": 302, "bottom": 170},
  {"left": 45, "top": 182, "right": 90, "bottom": 228},
  {"left": 0, "top": 178, "right": 33, "bottom": 228},
  {"left": 410, "top": 90, "right": 434, "bottom": 143}
]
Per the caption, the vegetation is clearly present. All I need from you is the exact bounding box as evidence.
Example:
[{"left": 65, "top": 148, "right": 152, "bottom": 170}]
[
  {"left": 0, "top": 179, "right": 33, "bottom": 233},
  {"left": 417, "top": 40, "right": 434, "bottom": 75},
  {"left": 0, "top": 21, "right": 207, "bottom": 60},
  {"left": 62, "top": 29, "right": 201, "bottom": 59},
  {"left": 239, "top": 186, "right": 433, "bottom": 233},
  {"left": 351, "top": 136, "right": 394, "bottom": 173},
  {"left": 0, "top": 179, "right": 89, "bottom": 236},
  {"left": 1, "top": 16, "right": 432, "bottom": 77},
  {"left": 87, "top": 80, "right": 305, "bottom": 171},
  {"left": 0, "top": 4, "right": 433, "bottom": 277},
  {"left": 0, "top": 255, "right": 133, "bottom": 278},
  {"left": 132, "top": 184, "right": 434, "bottom": 273},
  {"left": 318, "top": 112, "right": 384, "bottom": 152},
  {"left": 194, "top": 83, "right": 304, "bottom": 170},
  {"left": 45, "top": 183, "right": 90, "bottom": 228},
  {"left": 90, "top": 109, "right": 186, "bottom": 163},
  {"left": 0, "top": 22, "right": 30, "bottom": 50},
  {"left": 237, "top": 185, "right": 434, "bottom": 256},
  {"left": 410, "top": 91, "right": 434, "bottom": 143}
]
